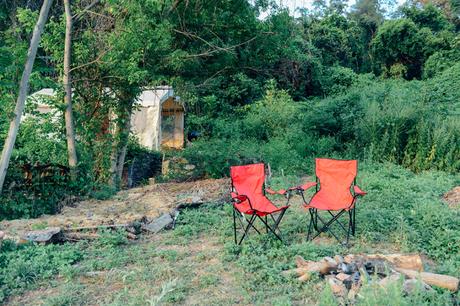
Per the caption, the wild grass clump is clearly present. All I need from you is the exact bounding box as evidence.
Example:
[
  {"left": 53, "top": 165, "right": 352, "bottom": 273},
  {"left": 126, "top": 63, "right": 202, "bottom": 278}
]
[{"left": 0, "top": 241, "right": 83, "bottom": 302}]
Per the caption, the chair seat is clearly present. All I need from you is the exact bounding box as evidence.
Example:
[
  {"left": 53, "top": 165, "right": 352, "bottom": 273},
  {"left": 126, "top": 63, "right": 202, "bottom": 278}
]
[
  {"left": 307, "top": 188, "right": 354, "bottom": 211},
  {"left": 234, "top": 195, "right": 288, "bottom": 216}
]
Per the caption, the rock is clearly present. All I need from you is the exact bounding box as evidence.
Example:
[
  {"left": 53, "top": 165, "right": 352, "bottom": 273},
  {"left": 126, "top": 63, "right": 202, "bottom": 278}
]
[
  {"left": 184, "top": 164, "right": 196, "bottom": 171},
  {"left": 379, "top": 273, "right": 402, "bottom": 287},
  {"left": 339, "top": 262, "right": 357, "bottom": 274},
  {"left": 334, "top": 255, "right": 344, "bottom": 264},
  {"left": 347, "top": 283, "right": 360, "bottom": 301},
  {"left": 336, "top": 272, "right": 351, "bottom": 282},
  {"left": 403, "top": 279, "right": 432, "bottom": 294},
  {"left": 22, "top": 227, "right": 63, "bottom": 243},
  {"left": 326, "top": 276, "right": 347, "bottom": 296},
  {"left": 177, "top": 158, "right": 188, "bottom": 164},
  {"left": 0, "top": 231, "right": 4, "bottom": 248},
  {"left": 189, "top": 195, "right": 203, "bottom": 203},
  {"left": 142, "top": 213, "right": 173, "bottom": 234},
  {"left": 344, "top": 254, "right": 356, "bottom": 263}
]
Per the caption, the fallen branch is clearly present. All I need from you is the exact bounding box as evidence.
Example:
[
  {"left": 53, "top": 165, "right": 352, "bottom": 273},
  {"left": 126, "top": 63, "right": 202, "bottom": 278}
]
[{"left": 62, "top": 223, "right": 130, "bottom": 232}]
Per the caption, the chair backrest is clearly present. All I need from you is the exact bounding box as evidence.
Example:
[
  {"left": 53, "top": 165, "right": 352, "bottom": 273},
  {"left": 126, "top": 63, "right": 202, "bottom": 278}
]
[
  {"left": 230, "top": 163, "right": 265, "bottom": 205},
  {"left": 314, "top": 158, "right": 357, "bottom": 209}
]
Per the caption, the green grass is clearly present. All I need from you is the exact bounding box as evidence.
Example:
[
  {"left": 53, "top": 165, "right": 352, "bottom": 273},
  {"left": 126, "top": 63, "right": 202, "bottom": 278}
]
[{"left": 1, "top": 162, "right": 459, "bottom": 305}]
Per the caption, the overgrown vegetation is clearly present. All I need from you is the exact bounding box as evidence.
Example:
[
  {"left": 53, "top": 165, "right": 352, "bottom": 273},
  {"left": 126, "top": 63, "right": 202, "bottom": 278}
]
[
  {"left": 1, "top": 163, "right": 458, "bottom": 304},
  {"left": 0, "top": 1, "right": 459, "bottom": 303},
  {"left": 183, "top": 64, "right": 460, "bottom": 177},
  {"left": 0, "top": 0, "right": 459, "bottom": 211}
]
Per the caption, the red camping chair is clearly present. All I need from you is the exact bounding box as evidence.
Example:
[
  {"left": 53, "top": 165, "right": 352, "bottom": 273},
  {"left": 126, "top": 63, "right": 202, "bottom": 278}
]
[
  {"left": 295, "top": 158, "right": 367, "bottom": 245},
  {"left": 230, "top": 163, "right": 290, "bottom": 245}
]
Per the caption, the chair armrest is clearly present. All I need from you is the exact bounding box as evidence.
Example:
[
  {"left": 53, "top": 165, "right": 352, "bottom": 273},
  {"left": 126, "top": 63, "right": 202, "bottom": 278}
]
[
  {"left": 353, "top": 185, "right": 367, "bottom": 196},
  {"left": 265, "top": 187, "right": 287, "bottom": 195},
  {"left": 267, "top": 182, "right": 317, "bottom": 195},
  {"left": 297, "top": 182, "right": 317, "bottom": 191},
  {"left": 231, "top": 192, "right": 249, "bottom": 203}
]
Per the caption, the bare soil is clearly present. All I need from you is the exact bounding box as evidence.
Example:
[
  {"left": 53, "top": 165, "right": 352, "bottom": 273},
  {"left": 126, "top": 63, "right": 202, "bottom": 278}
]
[
  {"left": 443, "top": 186, "right": 460, "bottom": 209},
  {"left": 0, "top": 178, "right": 230, "bottom": 241}
]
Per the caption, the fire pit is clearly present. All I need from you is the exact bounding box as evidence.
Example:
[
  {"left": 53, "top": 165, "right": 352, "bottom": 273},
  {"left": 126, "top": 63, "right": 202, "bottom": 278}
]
[{"left": 284, "top": 253, "right": 459, "bottom": 300}]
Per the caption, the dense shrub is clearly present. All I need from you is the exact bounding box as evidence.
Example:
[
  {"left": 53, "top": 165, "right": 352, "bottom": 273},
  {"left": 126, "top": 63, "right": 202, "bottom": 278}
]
[{"left": 185, "top": 64, "right": 460, "bottom": 178}]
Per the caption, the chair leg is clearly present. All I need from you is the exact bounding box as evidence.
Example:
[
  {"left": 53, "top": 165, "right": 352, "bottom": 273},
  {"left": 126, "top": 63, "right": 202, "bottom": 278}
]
[
  {"left": 270, "top": 214, "right": 283, "bottom": 237},
  {"left": 313, "top": 209, "right": 319, "bottom": 231},
  {"left": 327, "top": 210, "right": 348, "bottom": 233},
  {"left": 265, "top": 216, "right": 268, "bottom": 233},
  {"left": 346, "top": 210, "right": 353, "bottom": 246},
  {"left": 233, "top": 208, "right": 237, "bottom": 244},
  {"left": 307, "top": 209, "right": 314, "bottom": 240},
  {"left": 352, "top": 208, "right": 356, "bottom": 236},
  {"left": 310, "top": 210, "right": 346, "bottom": 243},
  {"left": 258, "top": 214, "right": 284, "bottom": 242},
  {"left": 238, "top": 214, "right": 257, "bottom": 245}
]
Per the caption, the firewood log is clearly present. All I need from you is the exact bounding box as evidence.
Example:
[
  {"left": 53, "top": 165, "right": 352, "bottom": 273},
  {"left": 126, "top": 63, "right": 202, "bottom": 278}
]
[
  {"left": 298, "top": 273, "right": 311, "bottom": 282},
  {"left": 366, "top": 254, "right": 423, "bottom": 271},
  {"left": 295, "top": 256, "right": 337, "bottom": 275},
  {"left": 396, "top": 268, "right": 459, "bottom": 292}
]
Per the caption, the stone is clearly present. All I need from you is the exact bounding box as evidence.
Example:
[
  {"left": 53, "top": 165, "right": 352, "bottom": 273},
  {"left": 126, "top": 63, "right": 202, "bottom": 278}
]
[
  {"left": 183, "top": 195, "right": 204, "bottom": 204},
  {"left": 142, "top": 213, "right": 173, "bottom": 234},
  {"left": 334, "top": 255, "right": 344, "bottom": 264},
  {"left": 22, "top": 227, "right": 63, "bottom": 243},
  {"left": 336, "top": 272, "right": 351, "bottom": 282},
  {"left": 184, "top": 164, "right": 196, "bottom": 171},
  {"left": 347, "top": 283, "right": 360, "bottom": 301},
  {"left": 403, "top": 279, "right": 432, "bottom": 294},
  {"left": 344, "top": 254, "right": 356, "bottom": 263},
  {"left": 326, "top": 276, "right": 347, "bottom": 296},
  {"left": 0, "top": 231, "right": 4, "bottom": 248},
  {"left": 379, "top": 273, "right": 402, "bottom": 287}
]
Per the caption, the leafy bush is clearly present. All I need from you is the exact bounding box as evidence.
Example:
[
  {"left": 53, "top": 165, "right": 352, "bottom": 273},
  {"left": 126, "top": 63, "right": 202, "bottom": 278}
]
[{"left": 182, "top": 85, "right": 314, "bottom": 177}]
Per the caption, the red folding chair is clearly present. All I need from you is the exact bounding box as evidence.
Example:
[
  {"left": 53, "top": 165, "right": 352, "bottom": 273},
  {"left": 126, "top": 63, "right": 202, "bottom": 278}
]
[
  {"left": 230, "top": 163, "right": 289, "bottom": 245},
  {"left": 294, "top": 158, "right": 367, "bottom": 245}
]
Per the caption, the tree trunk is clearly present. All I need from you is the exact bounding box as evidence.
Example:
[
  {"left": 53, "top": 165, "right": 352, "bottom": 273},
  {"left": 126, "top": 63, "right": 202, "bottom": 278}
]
[
  {"left": 108, "top": 103, "right": 132, "bottom": 188},
  {"left": 0, "top": 0, "right": 54, "bottom": 194},
  {"left": 115, "top": 113, "right": 131, "bottom": 186},
  {"left": 63, "top": 0, "right": 78, "bottom": 169}
]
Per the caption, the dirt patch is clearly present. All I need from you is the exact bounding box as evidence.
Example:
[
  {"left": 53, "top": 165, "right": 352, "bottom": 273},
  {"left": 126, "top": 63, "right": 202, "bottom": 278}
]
[
  {"left": 0, "top": 178, "right": 230, "bottom": 241},
  {"left": 443, "top": 186, "right": 460, "bottom": 209}
]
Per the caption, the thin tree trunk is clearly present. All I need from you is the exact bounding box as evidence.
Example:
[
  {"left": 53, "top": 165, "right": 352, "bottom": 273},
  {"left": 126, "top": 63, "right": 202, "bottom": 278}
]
[
  {"left": 0, "top": 0, "right": 54, "bottom": 194},
  {"left": 109, "top": 104, "right": 132, "bottom": 188},
  {"left": 109, "top": 112, "right": 120, "bottom": 187},
  {"left": 63, "top": 0, "right": 78, "bottom": 169},
  {"left": 116, "top": 115, "right": 131, "bottom": 185}
]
